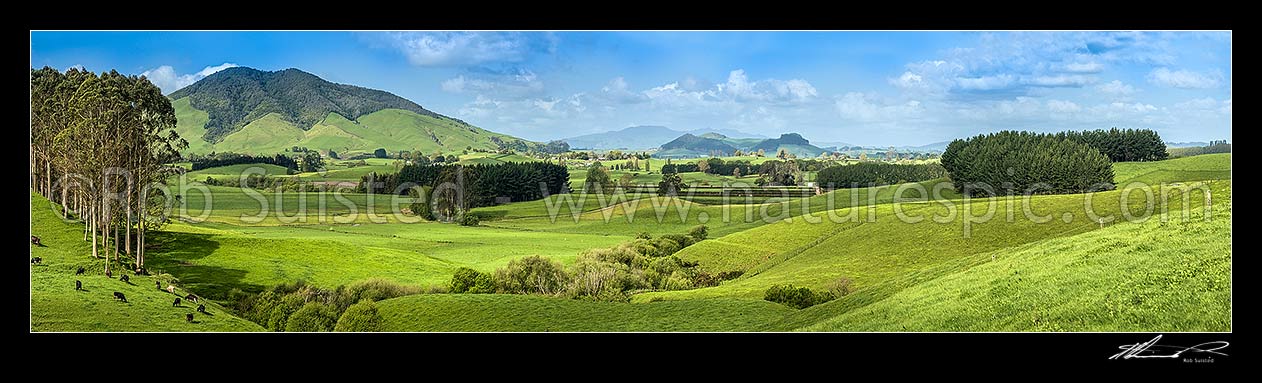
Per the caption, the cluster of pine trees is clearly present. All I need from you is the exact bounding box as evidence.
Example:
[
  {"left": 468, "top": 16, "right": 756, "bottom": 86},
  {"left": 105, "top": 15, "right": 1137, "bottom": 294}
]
[
  {"left": 1055, "top": 128, "right": 1168, "bottom": 162},
  {"left": 358, "top": 162, "right": 570, "bottom": 209},
  {"left": 941, "top": 131, "right": 1115, "bottom": 196},
  {"left": 188, "top": 152, "right": 299, "bottom": 171},
  {"left": 662, "top": 158, "right": 755, "bottom": 176},
  {"left": 815, "top": 163, "right": 946, "bottom": 188},
  {"left": 30, "top": 67, "right": 188, "bottom": 274}
]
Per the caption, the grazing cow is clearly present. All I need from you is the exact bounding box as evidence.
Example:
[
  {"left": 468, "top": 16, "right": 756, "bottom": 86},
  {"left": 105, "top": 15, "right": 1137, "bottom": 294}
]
[
  {"left": 113, "top": 292, "right": 127, "bottom": 303},
  {"left": 75, "top": 267, "right": 85, "bottom": 275},
  {"left": 185, "top": 294, "right": 198, "bottom": 303},
  {"left": 31, "top": 236, "right": 41, "bottom": 246},
  {"left": 166, "top": 285, "right": 176, "bottom": 294},
  {"left": 197, "top": 304, "right": 206, "bottom": 313},
  {"left": 30, "top": 257, "right": 42, "bottom": 265},
  {"left": 156, "top": 280, "right": 162, "bottom": 290},
  {"left": 173, "top": 297, "right": 181, "bottom": 307},
  {"left": 185, "top": 313, "right": 194, "bottom": 322},
  {"left": 120, "top": 274, "right": 130, "bottom": 283},
  {"left": 75, "top": 280, "right": 82, "bottom": 291}
]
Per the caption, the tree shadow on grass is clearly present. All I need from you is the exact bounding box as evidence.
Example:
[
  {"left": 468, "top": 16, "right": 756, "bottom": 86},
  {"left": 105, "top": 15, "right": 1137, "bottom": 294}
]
[{"left": 145, "top": 231, "right": 263, "bottom": 302}]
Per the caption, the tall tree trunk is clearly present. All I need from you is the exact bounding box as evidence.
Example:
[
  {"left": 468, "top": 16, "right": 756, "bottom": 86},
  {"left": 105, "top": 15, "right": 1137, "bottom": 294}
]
[
  {"left": 90, "top": 202, "right": 97, "bottom": 258},
  {"left": 62, "top": 184, "right": 69, "bottom": 220},
  {"left": 125, "top": 189, "right": 132, "bottom": 255}
]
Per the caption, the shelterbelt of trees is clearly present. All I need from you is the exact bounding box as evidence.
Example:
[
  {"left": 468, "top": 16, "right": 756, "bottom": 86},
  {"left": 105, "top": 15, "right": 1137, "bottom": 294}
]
[
  {"left": 30, "top": 67, "right": 188, "bottom": 274},
  {"left": 940, "top": 128, "right": 1167, "bottom": 197},
  {"left": 358, "top": 162, "right": 570, "bottom": 211}
]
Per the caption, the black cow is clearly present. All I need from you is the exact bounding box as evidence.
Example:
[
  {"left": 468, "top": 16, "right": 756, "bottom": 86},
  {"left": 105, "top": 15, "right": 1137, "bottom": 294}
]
[
  {"left": 75, "top": 267, "right": 85, "bottom": 275},
  {"left": 75, "top": 280, "right": 82, "bottom": 290},
  {"left": 185, "top": 313, "right": 194, "bottom": 322},
  {"left": 120, "top": 274, "right": 130, "bottom": 283},
  {"left": 113, "top": 292, "right": 127, "bottom": 303},
  {"left": 156, "top": 280, "right": 162, "bottom": 290},
  {"left": 31, "top": 236, "right": 41, "bottom": 246},
  {"left": 134, "top": 267, "right": 148, "bottom": 276},
  {"left": 173, "top": 297, "right": 181, "bottom": 307},
  {"left": 30, "top": 257, "right": 42, "bottom": 265},
  {"left": 185, "top": 294, "right": 198, "bottom": 303},
  {"left": 197, "top": 304, "right": 206, "bottom": 313}
]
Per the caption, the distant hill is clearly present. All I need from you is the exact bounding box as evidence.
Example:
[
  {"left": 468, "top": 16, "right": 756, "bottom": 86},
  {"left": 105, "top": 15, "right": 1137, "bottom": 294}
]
[
  {"left": 813, "top": 141, "right": 854, "bottom": 149},
  {"left": 562, "top": 126, "right": 764, "bottom": 150},
  {"left": 750, "top": 133, "right": 828, "bottom": 157},
  {"left": 1165, "top": 141, "right": 1211, "bottom": 148},
  {"left": 654, "top": 132, "right": 827, "bottom": 158},
  {"left": 903, "top": 141, "right": 951, "bottom": 152},
  {"left": 169, "top": 67, "right": 541, "bottom": 155},
  {"left": 656, "top": 134, "right": 738, "bottom": 158}
]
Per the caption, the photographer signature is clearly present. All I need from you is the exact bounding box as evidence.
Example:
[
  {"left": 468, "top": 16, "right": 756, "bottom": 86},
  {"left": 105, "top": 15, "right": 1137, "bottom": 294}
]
[{"left": 1110, "top": 335, "right": 1229, "bottom": 360}]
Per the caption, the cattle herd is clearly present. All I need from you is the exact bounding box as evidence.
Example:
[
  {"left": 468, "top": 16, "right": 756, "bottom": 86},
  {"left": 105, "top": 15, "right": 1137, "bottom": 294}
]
[{"left": 35, "top": 233, "right": 204, "bottom": 324}]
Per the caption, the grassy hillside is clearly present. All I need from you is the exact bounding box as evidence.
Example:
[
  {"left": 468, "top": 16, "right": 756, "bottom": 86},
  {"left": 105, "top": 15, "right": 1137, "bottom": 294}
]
[
  {"left": 478, "top": 179, "right": 955, "bottom": 238},
  {"left": 457, "top": 152, "right": 539, "bottom": 165},
  {"left": 30, "top": 192, "right": 263, "bottom": 332},
  {"left": 185, "top": 163, "right": 293, "bottom": 182},
  {"left": 637, "top": 179, "right": 1223, "bottom": 302},
  {"left": 137, "top": 204, "right": 625, "bottom": 301},
  {"left": 1113, "top": 153, "right": 1231, "bottom": 184},
  {"left": 173, "top": 99, "right": 539, "bottom": 156},
  {"left": 168, "top": 67, "right": 453, "bottom": 141},
  {"left": 788, "top": 180, "right": 1230, "bottom": 331},
  {"left": 172, "top": 97, "right": 213, "bottom": 153},
  {"left": 376, "top": 294, "right": 792, "bottom": 332}
]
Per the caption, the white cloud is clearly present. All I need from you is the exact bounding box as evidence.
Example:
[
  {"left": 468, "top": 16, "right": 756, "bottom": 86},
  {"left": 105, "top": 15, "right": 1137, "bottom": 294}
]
[
  {"left": 1025, "top": 74, "right": 1096, "bottom": 87},
  {"left": 533, "top": 98, "right": 559, "bottom": 112},
  {"left": 1061, "top": 61, "right": 1104, "bottom": 73},
  {"left": 140, "top": 62, "right": 238, "bottom": 94},
  {"left": 441, "top": 76, "right": 468, "bottom": 92},
  {"left": 65, "top": 64, "right": 85, "bottom": 72},
  {"left": 1147, "top": 67, "right": 1223, "bottom": 89},
  {"left": 1096, "top": 80, "right": 1136, "bottom": 97},
  {"left": 956, "top": 75, "right": 1015, "bottom": 90},
  {"left": 777, "top": 79, "right": 819, "bottom": 102},
  {"left": 439, "top": 69, "right": 544, "bottom": 97},
  {"left": 384, "top": 32, "right": 549, "bottom": 67},
  {"left": 1046, "top": 99, "right": 1081, "bottom": 113},
  {"left": 599, "top": 77, "right": 647, "bottom": 104},
  {"left": 835, "top": 92, "right": 923, "bottom": 122},
  {"left": 1175, "top": 97, "right": 1218, "bottom": 110},
  {"left": 716, "top": 69, "right": 818, "bottom": 103}
]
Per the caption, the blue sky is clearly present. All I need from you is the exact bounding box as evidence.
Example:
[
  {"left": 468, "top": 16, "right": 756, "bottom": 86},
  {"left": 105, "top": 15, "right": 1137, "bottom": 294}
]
[{"left": 31, "top": 31, "right": 1231, "bottom": 146}]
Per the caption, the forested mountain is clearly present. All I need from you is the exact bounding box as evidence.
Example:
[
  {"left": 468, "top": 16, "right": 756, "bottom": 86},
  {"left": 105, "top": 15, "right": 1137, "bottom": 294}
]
[{"left": 168, "top": 67, "right": 541, "bottom": 155}]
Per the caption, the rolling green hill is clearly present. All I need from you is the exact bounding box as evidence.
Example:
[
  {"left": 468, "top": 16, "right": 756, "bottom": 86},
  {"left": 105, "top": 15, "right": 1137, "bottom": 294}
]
[
  {"left": 1112, "top": 153, "right": 1231, "bottom": 184},
  {"left": 30, "top": 192, "right": 264, "bottom": 332},
  {"left": 781, "top": 180, "right": 1230, "bottom": 331},
  {"left": 169, "top": 67, "right": 541, "bottom": 156},
  {"left": 375, "top": 294, "right": 792, "bottom": 331}
]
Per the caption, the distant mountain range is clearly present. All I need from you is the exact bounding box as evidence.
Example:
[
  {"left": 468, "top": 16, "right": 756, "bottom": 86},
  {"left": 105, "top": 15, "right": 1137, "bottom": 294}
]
[
  {"left": 656, "top": 133, "right": 828, "bottom": 158},
  {"left": 168, "top": 67, "right": 541, "bottom": 155},
  {"left": 561, "top": 125, "right": 765, "bottom": 150},
  {"left": 1165, "top": 141, "right": 1212, "bottom": 148}
]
